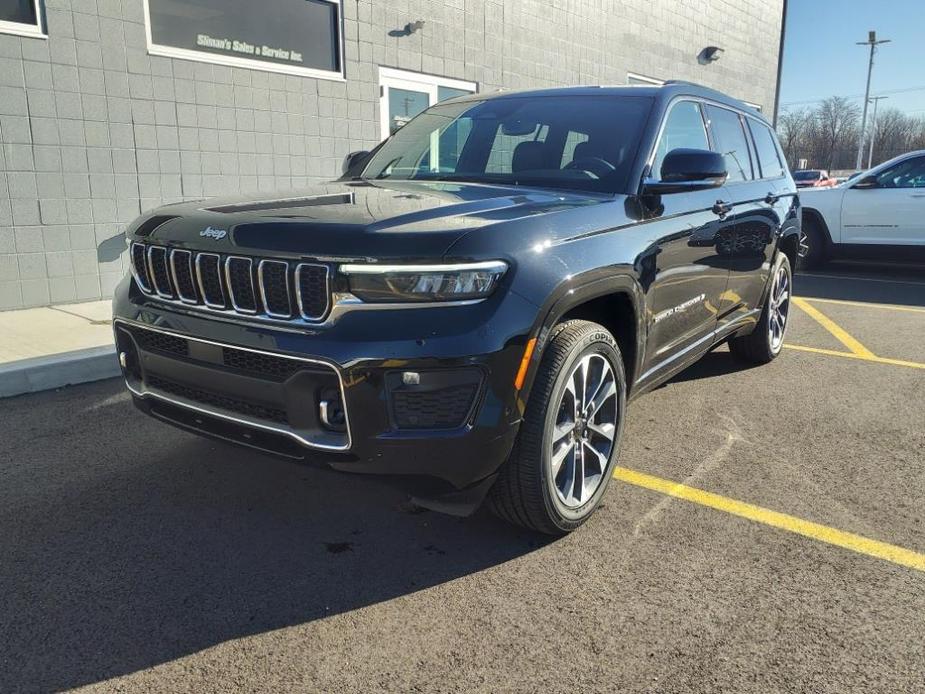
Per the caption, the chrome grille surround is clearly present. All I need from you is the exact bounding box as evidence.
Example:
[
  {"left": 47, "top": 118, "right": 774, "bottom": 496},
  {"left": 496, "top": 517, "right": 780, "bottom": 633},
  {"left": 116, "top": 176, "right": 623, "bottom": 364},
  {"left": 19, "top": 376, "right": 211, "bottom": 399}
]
[
  {"left": 295, "top": 263, "right": 331, "bottom": 321},
  {"left": 169, "top": 249, "right": 198, "bottom": 304},
  {"left": 258, "top": 259, "right": 293, "bottom": 319},
  {"left": 146, "top": 245, "right": 174, "bottom": 298},
  {"left": 224, "top": 256, "right": 257, "bottom": 315},
  {"left": 131, "top": 242, "right": 331, "bottom": 324}
]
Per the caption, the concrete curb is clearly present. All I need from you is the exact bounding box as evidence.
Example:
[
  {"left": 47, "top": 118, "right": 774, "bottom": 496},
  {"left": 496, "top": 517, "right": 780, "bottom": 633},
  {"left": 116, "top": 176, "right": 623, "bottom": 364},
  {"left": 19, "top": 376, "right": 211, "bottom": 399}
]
[{"left": 0, "top": 346, "right": 120, "bottom": 399}]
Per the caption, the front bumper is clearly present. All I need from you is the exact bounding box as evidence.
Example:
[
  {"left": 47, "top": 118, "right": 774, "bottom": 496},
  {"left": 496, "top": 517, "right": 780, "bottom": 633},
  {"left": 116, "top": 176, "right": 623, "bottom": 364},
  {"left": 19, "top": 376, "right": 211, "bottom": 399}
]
[{"left": 112, "top": 276, "right": 536, "bottom": 493}]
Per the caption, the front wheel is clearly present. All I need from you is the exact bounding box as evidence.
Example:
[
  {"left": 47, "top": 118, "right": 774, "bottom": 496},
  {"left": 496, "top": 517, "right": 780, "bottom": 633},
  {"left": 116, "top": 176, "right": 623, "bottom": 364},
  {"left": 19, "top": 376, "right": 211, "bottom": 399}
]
[
  {"left": 729, "top": 252, "right": 792, "bottom": 364},
  {"left": 488, "top": 320, "right": 627, "bottom": 535},
  {"left": 797, "top": 217, "right": 829, "bottom": 270}
]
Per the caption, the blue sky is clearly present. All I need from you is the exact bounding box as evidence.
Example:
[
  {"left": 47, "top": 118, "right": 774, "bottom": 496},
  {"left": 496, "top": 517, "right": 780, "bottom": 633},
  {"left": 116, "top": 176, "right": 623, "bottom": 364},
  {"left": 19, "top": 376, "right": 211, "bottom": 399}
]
[{"left": 779, "top": 0, "right": 925, "bottom": 116}]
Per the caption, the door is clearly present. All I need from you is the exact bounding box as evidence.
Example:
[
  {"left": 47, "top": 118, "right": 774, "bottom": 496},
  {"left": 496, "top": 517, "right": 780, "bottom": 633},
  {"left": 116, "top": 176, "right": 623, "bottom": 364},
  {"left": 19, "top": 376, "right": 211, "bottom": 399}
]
[
  {"left": 703, "top": 105, "right": 777, "bottom": 328},
  {"left": 378, "top": 67, "right": 476, "bottom": 140},
  {"left": 641, "top": 100, "right": 732, "bottom": 375},
  {"left": 841, "top": 156, "right": 925, "bottom": 245}
]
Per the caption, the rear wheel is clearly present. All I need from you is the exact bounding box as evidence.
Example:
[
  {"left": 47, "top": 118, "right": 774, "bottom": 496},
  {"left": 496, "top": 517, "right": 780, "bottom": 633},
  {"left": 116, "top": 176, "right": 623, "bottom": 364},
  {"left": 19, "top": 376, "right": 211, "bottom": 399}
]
[
  {"left": 729, "top": 253, "right": 792, "bottom": 364},
  {"left": 488, "top": 320, "right": 626, "bottom": 535}
]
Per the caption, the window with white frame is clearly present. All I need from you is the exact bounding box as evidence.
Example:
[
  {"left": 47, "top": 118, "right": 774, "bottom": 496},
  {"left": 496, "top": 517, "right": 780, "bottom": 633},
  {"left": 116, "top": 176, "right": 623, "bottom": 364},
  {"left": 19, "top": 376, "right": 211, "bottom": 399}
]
[
  {"left": 379, "top": 67, "right": 477, "bottom": 140},
  {"left": 0, "top": 0, "right": 44, "bottom": 38},
  {"left": 627, "top": 72, "right": 664, "bottom": 86},
  {"left": 143, "top": 0, "right": 344, "bottom": 80}
]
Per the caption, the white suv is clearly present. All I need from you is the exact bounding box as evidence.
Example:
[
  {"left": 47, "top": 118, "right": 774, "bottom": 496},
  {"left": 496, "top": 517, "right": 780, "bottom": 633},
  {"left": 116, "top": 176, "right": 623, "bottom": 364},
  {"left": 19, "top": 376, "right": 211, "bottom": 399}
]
[{"left": 798, "top": 150, "right": 925, "bottom": 268}]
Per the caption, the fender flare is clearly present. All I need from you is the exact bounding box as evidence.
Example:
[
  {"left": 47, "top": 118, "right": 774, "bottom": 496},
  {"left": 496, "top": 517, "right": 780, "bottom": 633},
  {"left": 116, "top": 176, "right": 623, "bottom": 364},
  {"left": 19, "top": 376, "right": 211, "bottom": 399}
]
[
  {"left": 801, "top": 207, "right": 834, "bottom": 248},
  {"left": 517, "top": 273, "right": 647, "bottom": 401}
]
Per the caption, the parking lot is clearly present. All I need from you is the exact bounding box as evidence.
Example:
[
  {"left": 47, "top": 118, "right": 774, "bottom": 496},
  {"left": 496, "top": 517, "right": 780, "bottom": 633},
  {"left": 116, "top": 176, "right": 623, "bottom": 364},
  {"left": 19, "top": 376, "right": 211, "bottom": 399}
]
[{"left": 1, "top": 262, "right": 923, "bottom": 693}]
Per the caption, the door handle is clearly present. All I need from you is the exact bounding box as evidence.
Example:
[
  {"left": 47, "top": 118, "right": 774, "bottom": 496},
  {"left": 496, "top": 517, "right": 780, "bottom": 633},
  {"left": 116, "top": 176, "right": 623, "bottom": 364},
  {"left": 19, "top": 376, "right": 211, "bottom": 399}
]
[
  {"left": 764, "top": 192, "right": 779, "bottom": 204},
  {"left": 911, "top": 194, "right": 925, "bottom": 198},
  {"left": 712, "top": 200, "right": 732, "bottom": 217}
]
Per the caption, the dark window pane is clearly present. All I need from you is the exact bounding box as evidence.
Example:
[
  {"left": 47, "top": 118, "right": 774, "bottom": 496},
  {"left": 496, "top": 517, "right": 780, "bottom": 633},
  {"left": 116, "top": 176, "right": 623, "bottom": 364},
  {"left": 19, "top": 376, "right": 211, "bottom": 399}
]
[
  {"left": 875, "top": 157, "right": 925, "bottom": 188},
  {"left": 388, "top": 87, "right": 430, "bottom": 135},
  {"left": 653, "top": 101, "right": 709, "bottom": 179},
  {"left": 0, "top": 0, "right": 38, "bottom": 25},
  {"left": 363, "top": 95, "right": 653, "bottom": 194},
  {"left": 749, "top": 120, "right": 785, "bottom": 179},
  {"left": 705, "top": 105, "right": 754, "bottom": 182},
  {"left": 148, "top": 0, "right": 340, "bottom": 73},
  {"left": 437, "top": 86, "right": 472, "bottom": 102}
]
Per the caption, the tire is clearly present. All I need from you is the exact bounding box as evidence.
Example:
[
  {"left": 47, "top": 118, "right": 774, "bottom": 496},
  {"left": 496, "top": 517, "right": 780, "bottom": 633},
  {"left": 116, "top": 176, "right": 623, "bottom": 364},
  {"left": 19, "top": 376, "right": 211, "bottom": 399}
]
[
  {"left": 488, "top": 320, "right": 627, "bottom": 535},
  {"left": 729, "top": 252, "right": 792, "bottom": 364},
  {"left": 797, "top": 215, "right": 829, "bottom": 270}
]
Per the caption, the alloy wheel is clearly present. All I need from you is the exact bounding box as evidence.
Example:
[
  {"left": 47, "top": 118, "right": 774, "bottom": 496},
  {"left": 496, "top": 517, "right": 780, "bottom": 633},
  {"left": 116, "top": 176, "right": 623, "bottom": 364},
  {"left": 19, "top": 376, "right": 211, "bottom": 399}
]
[
  {"left": 768, "top": 264, "right": 791, "bottom": 352},
  {"left": 550, "top": 353, "right": 618, "bottom": 508},
  {"left": 798, "top": 230, "right": 810, "bottom": 259}
]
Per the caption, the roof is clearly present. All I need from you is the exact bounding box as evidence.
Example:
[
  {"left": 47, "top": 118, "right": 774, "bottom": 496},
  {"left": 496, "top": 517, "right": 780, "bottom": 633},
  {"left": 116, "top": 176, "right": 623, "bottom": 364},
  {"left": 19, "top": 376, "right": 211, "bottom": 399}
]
[{"left": 448, "top": 81, "right": 768, "bottom": 124}]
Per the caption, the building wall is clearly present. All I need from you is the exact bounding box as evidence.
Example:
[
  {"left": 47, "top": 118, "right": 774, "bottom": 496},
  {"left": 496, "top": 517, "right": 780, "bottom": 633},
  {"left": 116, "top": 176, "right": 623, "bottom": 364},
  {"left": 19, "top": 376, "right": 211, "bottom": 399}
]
[{"left": 0, "top": 0, "right": 784, "bottom": 310}]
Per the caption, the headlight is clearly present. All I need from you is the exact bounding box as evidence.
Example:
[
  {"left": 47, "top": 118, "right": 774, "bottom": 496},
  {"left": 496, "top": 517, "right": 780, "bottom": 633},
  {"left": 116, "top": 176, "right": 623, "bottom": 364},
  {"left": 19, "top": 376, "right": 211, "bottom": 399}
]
[{"left": 340, "top": 261, "right": 508, "bottom": 303}]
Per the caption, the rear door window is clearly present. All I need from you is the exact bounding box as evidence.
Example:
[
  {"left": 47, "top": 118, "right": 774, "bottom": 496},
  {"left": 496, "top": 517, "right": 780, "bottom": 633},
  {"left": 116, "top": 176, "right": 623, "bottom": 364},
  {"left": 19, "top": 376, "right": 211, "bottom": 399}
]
[
  {"left": 705, "top": 105, "right": 754, "bottom": 182},
  {"left": 748, "top": 120, "right": 786, "bottom": 179}
]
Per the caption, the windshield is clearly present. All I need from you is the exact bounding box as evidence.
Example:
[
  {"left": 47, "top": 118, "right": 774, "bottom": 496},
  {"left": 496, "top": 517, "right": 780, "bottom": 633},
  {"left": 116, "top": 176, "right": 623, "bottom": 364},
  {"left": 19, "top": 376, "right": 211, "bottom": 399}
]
[
  {"left": 794, "top": 170, "right": 822, "bottom": 181},
  {"left": 360, "top": 95, "right": 654, "bottom": 194}
]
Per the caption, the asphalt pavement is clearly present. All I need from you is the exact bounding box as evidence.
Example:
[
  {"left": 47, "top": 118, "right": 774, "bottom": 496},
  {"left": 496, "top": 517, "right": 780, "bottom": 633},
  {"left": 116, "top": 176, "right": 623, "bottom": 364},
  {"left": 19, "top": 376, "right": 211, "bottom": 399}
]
[{"left": 1, "top": 260, "right": 923, "bottom": 693}]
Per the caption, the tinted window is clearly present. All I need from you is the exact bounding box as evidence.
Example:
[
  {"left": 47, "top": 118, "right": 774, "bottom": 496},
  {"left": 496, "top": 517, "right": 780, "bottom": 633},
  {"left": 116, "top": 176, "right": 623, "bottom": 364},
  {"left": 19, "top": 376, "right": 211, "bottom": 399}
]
[
  {"left": 705, "top": 105, "right": 753, "bottom": 182},
  {"left": 749, "top": 121, "right": 785, "bottom": 179},
  {"left": 873, "top": 157, "right": 925, "bottom": 189},
  {"left": 362, "top": 95, "right": 654, "bottom": 194},
  {"left": 0, "top": 0, "right": 38, "bottom": 25},
  {"left": 652, "top": 101, "right": 709, "bottom": 179},
  {"left": 794, "top": 170, "right": 822, "bottom": 181},
  {"left": 147, "top": 0, "right": 340, "bottom": 73}
]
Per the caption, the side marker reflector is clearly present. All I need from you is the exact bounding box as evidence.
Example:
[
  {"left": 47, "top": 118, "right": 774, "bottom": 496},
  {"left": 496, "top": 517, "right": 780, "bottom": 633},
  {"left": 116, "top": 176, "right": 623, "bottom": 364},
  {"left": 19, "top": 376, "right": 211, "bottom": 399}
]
[{"left": 514, "top": 337, "right": 537, "bottom": 390}]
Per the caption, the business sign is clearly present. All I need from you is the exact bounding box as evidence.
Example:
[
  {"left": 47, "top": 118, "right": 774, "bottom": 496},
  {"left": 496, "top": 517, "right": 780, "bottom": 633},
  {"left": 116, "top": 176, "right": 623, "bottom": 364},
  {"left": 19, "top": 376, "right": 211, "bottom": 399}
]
[{"left": 145, "top": 0, "right": 342, "bottom": 78}]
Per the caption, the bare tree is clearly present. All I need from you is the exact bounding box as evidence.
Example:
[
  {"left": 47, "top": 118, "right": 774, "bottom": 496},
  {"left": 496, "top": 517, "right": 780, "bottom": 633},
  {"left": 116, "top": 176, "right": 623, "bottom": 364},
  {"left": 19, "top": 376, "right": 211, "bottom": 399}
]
[
  {"left": 776, "top": 108, "right": 811, "bottom": 166},
  {"left": 813, "top": 96, "right": 860, "bottom": 170}
]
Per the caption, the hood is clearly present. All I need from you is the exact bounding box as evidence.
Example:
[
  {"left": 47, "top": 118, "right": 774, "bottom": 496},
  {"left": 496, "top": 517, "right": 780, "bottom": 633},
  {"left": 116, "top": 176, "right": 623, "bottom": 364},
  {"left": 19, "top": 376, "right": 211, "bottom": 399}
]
[{"left": 130, "top": 180, "right": 610, "bottom": 261}]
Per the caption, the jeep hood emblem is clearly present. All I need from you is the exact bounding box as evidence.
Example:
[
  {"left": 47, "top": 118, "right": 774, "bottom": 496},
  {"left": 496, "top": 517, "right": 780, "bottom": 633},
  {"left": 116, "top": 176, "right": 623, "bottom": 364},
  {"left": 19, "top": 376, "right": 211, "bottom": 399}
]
[{"left": 200, "top": 226, "right": 228, "bottom": 240}]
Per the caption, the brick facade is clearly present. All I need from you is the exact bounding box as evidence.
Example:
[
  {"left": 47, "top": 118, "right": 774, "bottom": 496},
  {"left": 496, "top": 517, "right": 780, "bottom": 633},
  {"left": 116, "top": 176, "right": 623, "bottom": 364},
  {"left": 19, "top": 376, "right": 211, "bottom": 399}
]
[{"left": 0, "top": 0, "right": 783, "bottom": 309}]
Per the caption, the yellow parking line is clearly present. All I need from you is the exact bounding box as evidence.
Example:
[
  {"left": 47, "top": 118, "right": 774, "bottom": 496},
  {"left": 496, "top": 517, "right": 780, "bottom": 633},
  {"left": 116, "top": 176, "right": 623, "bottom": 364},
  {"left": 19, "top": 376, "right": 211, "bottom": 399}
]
[
  {"left": 613, "top": 467, "right": 925, "bottom": 572},
  {"left": 784, "top": 344, "right": 925, "bottom": 370},
  {"left": 792, "top": 297, "right": 875, "bottom": 358},
  {"left": 798, "top": 296, "right": 925, "bottom": 315}
]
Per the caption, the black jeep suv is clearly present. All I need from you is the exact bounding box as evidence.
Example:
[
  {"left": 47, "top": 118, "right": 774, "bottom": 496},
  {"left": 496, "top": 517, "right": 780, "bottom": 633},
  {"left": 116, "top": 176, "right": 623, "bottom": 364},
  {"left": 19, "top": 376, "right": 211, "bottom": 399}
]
[{"left": 114, "top": 83, "right": 799, "bottom": 534}]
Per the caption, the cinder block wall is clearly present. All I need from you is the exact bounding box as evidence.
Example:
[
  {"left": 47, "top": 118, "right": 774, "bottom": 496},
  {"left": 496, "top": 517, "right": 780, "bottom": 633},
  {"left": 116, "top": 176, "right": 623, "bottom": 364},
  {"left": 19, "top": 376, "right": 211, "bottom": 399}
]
[{"left": 0, "top": 0, "right": 783, "bottom": 310}]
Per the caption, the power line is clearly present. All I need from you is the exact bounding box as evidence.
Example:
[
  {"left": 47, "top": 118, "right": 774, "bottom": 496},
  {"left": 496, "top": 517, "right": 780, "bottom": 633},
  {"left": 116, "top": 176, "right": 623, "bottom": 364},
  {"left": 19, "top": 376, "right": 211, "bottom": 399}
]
[{"left": 781, "top": 84, "right": 925, "bottom": 107}]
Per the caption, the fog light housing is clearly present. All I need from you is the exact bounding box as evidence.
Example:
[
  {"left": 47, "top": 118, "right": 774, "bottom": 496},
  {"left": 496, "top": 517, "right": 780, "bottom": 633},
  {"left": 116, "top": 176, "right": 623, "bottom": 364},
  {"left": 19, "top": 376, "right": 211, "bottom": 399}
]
[{"left": 318, "top": 388, "right": 347, "bottom": 432}]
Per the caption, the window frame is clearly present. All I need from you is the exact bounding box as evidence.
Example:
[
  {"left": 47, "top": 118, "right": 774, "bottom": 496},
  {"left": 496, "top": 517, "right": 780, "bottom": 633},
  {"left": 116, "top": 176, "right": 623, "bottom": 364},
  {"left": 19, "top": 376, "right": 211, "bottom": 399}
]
[
  {"left": 0, "top": 0, "right": 44, "bottom": 39},
  {"left": 627, "top": 72, "right": 664, "bottom": 86},
  {"left": 647, "top": 98, "right": 711, "bottom": 181},
  {"left": 703, "top": 103, "right": 756, "bottom": 184},
  {"left": 142, "top": 0, "right": 345, "bottom": 81},
  {"left": 870, "top": 156, "right": 925, "bottom": 189},
  {"left": 745, "top": 117, "right": 786, "bottom": 181},
  {"left": 379, "top": 67, "right": 477, "bottom": 141}
]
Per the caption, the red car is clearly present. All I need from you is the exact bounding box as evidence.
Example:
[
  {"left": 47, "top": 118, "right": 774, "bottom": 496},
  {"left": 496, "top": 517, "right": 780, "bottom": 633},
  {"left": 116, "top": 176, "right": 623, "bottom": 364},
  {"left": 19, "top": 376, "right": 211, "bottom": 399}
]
[{"left": 793, "top": 169, "right": 837, "bottom": 188}]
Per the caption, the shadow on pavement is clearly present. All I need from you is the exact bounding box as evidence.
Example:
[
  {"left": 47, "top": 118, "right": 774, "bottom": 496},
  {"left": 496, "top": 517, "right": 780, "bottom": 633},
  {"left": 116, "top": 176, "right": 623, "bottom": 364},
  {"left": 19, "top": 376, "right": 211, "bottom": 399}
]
[
  {"left": 0, "top": 380, "right": 544, "bottom": 692},
  {"left": 664, "top": 348, "right": 761, "bottom": 386},
  {"left": 796, "top": 260, "right": 925, "bottom": 307}
]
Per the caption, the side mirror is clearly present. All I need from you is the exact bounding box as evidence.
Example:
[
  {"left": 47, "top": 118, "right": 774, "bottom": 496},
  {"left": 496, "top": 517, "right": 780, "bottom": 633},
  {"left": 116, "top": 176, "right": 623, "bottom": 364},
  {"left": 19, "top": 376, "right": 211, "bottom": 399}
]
[
  {"left": 342, "top": 150, "right": 371, "bottom": 176},
  {"left": 643, "top": 148, "right": 727, "bottom": 194},
  {"left": 852, "top": 174, "right": 879, "bottom": 189}
]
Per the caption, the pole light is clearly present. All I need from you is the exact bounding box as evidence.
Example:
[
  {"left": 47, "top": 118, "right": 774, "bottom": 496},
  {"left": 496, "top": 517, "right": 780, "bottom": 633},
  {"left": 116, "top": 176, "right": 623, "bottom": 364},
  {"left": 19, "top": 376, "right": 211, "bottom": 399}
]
[
  {"left": 866, "top": 95, "right": 888, "bottom": 169},
  {"left": 855, "top": 31, "right": 890, "bottom": 170}
]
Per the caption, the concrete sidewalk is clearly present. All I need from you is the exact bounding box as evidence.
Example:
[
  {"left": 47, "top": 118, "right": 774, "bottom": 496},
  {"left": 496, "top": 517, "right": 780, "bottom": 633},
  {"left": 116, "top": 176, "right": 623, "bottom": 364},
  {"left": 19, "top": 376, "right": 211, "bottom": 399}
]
[{"left": 0, "top": 301, "right": 118, "bottom": 398}]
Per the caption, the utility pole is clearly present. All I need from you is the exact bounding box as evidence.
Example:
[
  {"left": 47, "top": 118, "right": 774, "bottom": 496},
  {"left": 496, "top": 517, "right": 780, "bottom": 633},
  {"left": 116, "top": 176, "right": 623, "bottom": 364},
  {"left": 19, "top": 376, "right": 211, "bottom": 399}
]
[
  {"left": 866, "top": 95, "right": 888, "bottom": 169},
  {"left": 855, "top": 31, "right": 890, "bottom": 170}
]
